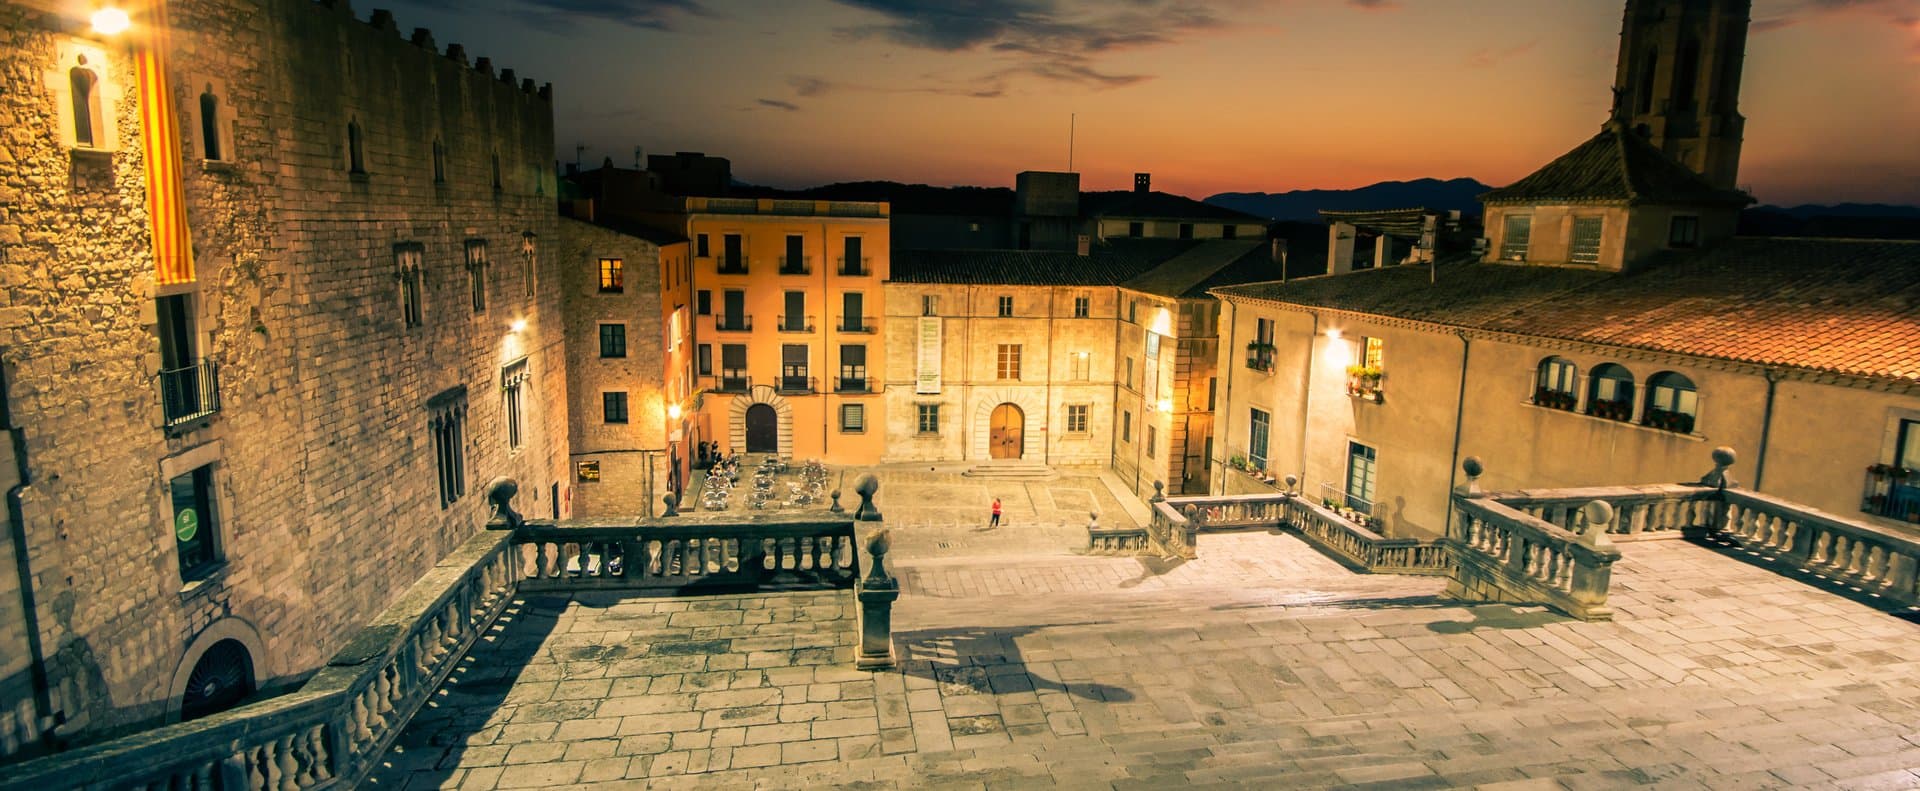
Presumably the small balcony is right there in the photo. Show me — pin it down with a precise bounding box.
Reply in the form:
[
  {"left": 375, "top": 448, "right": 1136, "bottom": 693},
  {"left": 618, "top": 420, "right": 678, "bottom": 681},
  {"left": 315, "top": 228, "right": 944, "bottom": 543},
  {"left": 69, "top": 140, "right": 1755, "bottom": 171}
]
[
  {"left": 778, "top": 315, "right": 815, "bottom": 334},
  {"left": 1318, "top": 482, "right": 1378, "bottom": 529},
  {"left": 159, "top": 358, "right": 220, "bottom": 433},
  {"left": 835, "top": 376, "right": 875, "bottom": 394},
  {"left": 839, "top": 316, "right": 877, "bottom": 334},
  {"left": 778, "top": 256, "right": 811, "bottom": 276},
  {"left": 715, "top": 314, "right": 753, "bottom": 333},
  {"left": 1246, "top": 344, "right": 1274, "bottom": 372},
  {"left": 777, "top": 375, "right": 815, "bottom": 395},
  {"left": 837, "top": 256, "right": 871, "bottom": 277},
  {"left": 1862, "top": 465, "right": 1920, "bottom": 523},
  {"left": 1345, "top": 366, "right": 1383, "bottom": 403},
  {"left": 714, "top": 373, "right": 751, "bottom": 394},
  {"left": 717, "top": 256, "right": 749, "bottom": 275}
]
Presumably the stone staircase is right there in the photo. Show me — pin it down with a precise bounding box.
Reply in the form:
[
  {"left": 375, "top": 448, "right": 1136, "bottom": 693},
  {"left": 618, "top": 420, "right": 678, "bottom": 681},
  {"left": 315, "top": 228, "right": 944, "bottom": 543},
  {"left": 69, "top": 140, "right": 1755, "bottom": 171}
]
[{"left": 961, "top": 460, "right": 1058, "bottom": 480}]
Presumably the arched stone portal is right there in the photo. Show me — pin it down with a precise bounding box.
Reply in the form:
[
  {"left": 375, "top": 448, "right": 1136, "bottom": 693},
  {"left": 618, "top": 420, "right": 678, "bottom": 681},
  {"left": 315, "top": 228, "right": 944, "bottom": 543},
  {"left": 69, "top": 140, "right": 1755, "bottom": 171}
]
[
  {"left": 970, "top": 389, "right": 1044, "bottom": 461},
  {"left": 728, "top": 385, "right": 793, "bottom": 456},
  {"left": 167, "top": 617, "right": 268, "bottom": 724}
]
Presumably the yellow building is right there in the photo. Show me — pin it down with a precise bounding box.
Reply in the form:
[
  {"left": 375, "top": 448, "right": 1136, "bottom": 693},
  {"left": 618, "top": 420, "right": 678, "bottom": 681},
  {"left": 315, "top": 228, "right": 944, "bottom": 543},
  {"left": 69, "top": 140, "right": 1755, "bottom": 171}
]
[{"left": 684, "top": 197, "right": 891, "bottom": 464}]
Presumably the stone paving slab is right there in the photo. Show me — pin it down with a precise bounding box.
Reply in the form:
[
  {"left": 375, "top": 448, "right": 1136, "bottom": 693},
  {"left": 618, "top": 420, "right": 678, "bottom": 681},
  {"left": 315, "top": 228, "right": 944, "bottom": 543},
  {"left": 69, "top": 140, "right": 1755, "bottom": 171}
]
[{"left": 372, "top": 481, "right": 1920, "bottom": 790}]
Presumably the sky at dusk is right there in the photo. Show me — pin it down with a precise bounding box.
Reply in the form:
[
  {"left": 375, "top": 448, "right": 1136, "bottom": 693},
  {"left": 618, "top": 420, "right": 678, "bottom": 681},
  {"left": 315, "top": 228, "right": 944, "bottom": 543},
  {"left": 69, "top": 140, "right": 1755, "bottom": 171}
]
[{"left": 382, "top": 0, "right": 1920, "bottom": 206}]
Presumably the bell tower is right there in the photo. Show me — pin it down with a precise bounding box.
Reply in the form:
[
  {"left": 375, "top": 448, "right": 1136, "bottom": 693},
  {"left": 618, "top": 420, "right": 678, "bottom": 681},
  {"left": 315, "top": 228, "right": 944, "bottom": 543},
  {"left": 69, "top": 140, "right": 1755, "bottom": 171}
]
[{"left": 1609, "top": 0, "right": 1751, "bottom": 190}]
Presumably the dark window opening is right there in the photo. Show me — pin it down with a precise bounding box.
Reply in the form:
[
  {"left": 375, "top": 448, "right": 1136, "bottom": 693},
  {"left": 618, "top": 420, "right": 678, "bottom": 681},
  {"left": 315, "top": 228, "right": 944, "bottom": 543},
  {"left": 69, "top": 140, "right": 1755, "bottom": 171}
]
[
  {"left": 170, "top": 465, "right": 220, "bottom": 580},
  {"left": 347, "top": 119, "right": 365, "bottom": 173},
  {"left": 70, "top": 67, "right": 99, "bottom": 148},
  {"left": 198, "top": 90, "right": 222, "bottom": 160},
  {"left": 603, "top": 391, "right": 629, "bottom": 424}
]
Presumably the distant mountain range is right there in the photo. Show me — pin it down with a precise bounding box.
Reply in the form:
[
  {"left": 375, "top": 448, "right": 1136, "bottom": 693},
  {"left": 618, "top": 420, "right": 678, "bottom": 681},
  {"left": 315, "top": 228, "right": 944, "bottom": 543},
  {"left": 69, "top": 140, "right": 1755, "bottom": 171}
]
[{"left": 1205, "top": 178, "right": 1494, "bottom": 222}]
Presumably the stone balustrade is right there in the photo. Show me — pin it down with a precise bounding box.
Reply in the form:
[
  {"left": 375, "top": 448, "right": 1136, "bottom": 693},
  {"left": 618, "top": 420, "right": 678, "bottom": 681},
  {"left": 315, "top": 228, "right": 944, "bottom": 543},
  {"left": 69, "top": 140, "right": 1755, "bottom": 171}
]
[
  {"left": 0, "top": 478, "right": 886, "bottom": 791},
  {"left": 513, "top": 514, "right": 860, "bottom": 594},
  {"left": 1283, "top": 496, "right": 1451, "bottom": 575},
  {"left": 1719, "top": 488, "right": 1920, "bottom": 607},
  {"left": 1449, "top": 492, "right": 1622, "bottom": 621},
  {"left": 0, "top": 528, "right": 519, "bottom": 791},
  {"left": 1474, "top": 484, "right": 1720, "bottom": 538}
]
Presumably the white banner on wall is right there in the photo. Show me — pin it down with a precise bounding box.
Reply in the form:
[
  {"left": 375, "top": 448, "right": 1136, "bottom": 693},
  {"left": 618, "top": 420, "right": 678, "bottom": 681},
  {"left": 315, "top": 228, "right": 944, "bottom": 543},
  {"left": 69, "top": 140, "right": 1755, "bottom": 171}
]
[{"left": 915, "top": 316, "right": 942, "bottom": 394}]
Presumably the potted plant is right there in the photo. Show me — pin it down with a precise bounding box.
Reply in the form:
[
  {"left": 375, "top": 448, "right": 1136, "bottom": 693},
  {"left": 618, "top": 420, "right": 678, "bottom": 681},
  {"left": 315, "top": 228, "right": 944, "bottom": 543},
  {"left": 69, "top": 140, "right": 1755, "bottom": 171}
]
[{"left": 1346, "top": 365, "right": 1384, "bottom": 399}]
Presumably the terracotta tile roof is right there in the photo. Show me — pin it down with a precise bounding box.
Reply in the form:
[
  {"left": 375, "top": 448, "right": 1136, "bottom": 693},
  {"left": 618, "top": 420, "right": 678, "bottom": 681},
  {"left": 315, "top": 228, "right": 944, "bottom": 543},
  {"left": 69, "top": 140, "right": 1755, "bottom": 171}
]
[
  {"left": 1481, "top": 124, "right": 1751, "bottom": 207},
  {"left": 1212, "top": 238, "right": 1920, "bottom": 384},
  {"left": 1124, "top": 240, "right": 1266, "bottom": 298}
]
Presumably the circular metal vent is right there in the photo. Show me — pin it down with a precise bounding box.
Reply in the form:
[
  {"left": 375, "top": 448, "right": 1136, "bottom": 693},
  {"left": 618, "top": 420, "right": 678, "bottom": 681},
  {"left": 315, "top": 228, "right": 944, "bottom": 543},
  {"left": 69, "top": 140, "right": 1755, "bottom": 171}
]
[{"left": 181, "top": 639, "right": 254, "bottom": 721}]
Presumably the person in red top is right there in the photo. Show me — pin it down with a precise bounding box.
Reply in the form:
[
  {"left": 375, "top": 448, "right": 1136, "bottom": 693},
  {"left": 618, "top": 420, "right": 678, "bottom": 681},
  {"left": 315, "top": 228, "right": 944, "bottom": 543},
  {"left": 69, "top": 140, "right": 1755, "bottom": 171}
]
[{"left": 989, "top": 497, "right": 1002, "bottom": 528}]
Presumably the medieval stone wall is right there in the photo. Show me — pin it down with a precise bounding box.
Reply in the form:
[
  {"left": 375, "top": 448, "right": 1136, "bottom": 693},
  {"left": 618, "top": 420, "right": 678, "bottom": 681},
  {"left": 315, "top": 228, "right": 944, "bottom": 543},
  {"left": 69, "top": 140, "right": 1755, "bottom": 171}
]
[
  {"left": 0, "top": 0, "right": 566, "bottom": 757},
  {"left": 555, "top": 217, "right": 667, "bottom": 519}
]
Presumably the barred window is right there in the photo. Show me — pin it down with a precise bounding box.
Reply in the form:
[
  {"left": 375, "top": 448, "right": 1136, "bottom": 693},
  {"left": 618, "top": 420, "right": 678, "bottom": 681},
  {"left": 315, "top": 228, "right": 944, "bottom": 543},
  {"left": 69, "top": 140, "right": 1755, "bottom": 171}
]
[
  {"left": 1500, "top": 214, "right": 1532, "bottom": 261},
  {"left": 1570, "top": 217, "right": 1603, "bottom": 264}
]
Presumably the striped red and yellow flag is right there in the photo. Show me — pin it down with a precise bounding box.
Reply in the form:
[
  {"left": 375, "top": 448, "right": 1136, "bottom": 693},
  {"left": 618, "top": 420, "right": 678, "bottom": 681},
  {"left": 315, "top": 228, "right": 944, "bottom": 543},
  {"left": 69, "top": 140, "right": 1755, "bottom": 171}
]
[{"left": 134, "top": 0, "right": 194, "bottom": 285}]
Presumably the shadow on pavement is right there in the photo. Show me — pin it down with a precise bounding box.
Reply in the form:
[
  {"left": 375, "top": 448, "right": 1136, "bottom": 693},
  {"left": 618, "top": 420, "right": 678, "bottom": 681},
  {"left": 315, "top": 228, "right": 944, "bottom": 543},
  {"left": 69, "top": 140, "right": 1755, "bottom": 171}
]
[
  {"left": 363, "top": 595, "right": 567, "bottom": 788},
  {"left": 1427, "top": 603, "right": 1570, "bottom": 633},
  {"left": 895, "top": 624, "right": 1136, "bottom": 702},
  {"left": 1117, "top": 555, "right": 1187, "bottom": 588}
]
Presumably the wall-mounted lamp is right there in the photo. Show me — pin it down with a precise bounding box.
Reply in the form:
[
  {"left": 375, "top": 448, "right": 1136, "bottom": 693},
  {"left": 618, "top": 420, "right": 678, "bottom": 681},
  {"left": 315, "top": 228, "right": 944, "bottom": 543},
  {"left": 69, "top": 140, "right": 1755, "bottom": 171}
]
[
  {"left": 1326, "top": 329, "right": 1342, "bottom": 340},
  {"left": 90, "top": 7, "right": 131, "bottom": 35},
  {"left": 667, "top": 403, "right": 683, "bottom": 421},
  {"left": 510, "top": 319, "right": 527, "bottom": 333},
  {"left": 1156, "top": 398, "right": 1173, "bottom": 413}
]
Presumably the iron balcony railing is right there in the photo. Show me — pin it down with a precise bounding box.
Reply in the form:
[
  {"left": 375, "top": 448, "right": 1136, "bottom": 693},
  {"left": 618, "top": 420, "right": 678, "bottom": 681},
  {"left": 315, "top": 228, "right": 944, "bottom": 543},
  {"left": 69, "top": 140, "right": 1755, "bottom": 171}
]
[
  {"left": 717, "top": 256, "right": 749, "bottom": 275},
  {"left": 1319, "top": 482, "right": 1376, "bottom": 517},
  {"left": 837, "top": 256, "right": 871, "bottom": 276},
  {"left": 1863, "top": 465, "right": 1920, "bottom": 523},
  {"left": 778, "top": 315, "right": 815, "bottom": 333},
  {"left": 715, "top": 373, "right": 751, "bottom": 394},
  {"left": 159, "top": 358, "right": 220, "bottom": 431},
  {"left": 715, "top": 314, "right": 753, "bottom": 332},
  {"left": 835, "top": 376, "right": 875, "bottom": 394},
  {"left": 839, "top": 316, "right": 877, "bottom": 334},
  {"left": 1246, "top": 345, "right": 1275, "bottom": 372},
  {"left": 778, "top": 256, "right": 811, "bottom": 275},
  {"left": 777, "top": 375, "right": 815, "bottom": 394}
]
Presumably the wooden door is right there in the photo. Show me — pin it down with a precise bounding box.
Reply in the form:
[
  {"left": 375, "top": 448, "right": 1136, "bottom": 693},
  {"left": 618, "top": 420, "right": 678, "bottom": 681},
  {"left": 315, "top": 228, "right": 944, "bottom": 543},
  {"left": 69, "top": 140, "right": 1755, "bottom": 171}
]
[
  {"left": 745, "top": 403, "right": 777, "bottom": 453},
  {"left": 989, "top": 403, "right": 1023, "bottom": 460}
]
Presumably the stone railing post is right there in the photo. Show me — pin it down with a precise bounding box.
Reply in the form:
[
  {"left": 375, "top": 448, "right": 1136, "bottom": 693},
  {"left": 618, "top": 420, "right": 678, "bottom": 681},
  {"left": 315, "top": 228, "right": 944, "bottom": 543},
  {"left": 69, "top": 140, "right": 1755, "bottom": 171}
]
[
  {"left": 1697, "top": 446, "right": 1738, "bottom": 531},
  {"left": 1151, "top": 481, "right": 1166, "bottom": 503},
  {"left": 853, "top": 475, "right": 897, "bottom": 670},
  {"left": 485, "top": 477, "right": 522, "bottom": 530},
  {"left": 1569, "top": 500, "right": 1618, "bottom": 616},
  {"left": 661, "top": 491, "right": 679, "bottom": 517}
]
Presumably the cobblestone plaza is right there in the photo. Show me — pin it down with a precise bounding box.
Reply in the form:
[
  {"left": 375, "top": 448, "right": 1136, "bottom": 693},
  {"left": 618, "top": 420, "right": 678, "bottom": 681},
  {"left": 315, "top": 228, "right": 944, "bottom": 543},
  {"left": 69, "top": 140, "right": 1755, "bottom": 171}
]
[{"left": 372, "top": 470, "right": 1920, "bottom": 790}]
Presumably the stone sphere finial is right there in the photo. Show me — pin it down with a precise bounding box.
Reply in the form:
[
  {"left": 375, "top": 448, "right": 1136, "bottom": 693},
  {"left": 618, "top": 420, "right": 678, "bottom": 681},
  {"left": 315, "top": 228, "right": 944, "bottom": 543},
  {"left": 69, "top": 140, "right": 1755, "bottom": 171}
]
[
  {"left": 1462, "top": 456, "right": 1484, "bottom": 478},
  {"left": 1581, "top": 499, "right": 1614, "bottom": 527},
  {"left": 1088, "top": 510, "right": 1099, "bottom": 529},
  {"left": 485, "top": 477, "right": 523, "bottom": 529},
  {"left": 661, "top": 491, "right": 679, "bottom": 517},
  {"left": 854, "top": 474, "right": 883, "bottom": 522},
  {"left": 1284, "top": 474, "right": 1299, "bottom": 494},
  {"left": 1151, "top": 480, "right": 1166, "bottom": 502},
  {"left": 1712, "top": 446, "right": 1737, "bottom": 467},
  {"left": 864, "top": 527, "right": 894, "bottom": 583}
]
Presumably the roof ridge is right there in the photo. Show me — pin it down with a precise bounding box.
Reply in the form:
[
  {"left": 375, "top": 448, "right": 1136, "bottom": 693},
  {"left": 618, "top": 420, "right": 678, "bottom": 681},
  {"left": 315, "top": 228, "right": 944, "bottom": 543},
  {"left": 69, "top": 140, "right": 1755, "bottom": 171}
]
[{"left": 1610, "top": 124, "right": 1639, "bottom": 201}]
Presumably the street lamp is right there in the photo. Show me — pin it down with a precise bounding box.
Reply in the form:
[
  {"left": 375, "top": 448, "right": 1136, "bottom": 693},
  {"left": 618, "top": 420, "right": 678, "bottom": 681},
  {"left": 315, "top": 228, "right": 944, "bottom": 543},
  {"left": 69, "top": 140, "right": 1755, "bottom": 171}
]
[{"left": 90, "top": 7, "right": 131, "bottom": 36}]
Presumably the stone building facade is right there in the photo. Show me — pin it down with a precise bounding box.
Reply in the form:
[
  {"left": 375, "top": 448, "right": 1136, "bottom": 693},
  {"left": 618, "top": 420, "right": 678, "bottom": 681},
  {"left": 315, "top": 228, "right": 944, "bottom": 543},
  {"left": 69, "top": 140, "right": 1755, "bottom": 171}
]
[
  {"left": 0, "top": 0, "right": 566, "bottom": 759},
  {"left": 555, "top": 217, "right": 685, "bottom": 519}
]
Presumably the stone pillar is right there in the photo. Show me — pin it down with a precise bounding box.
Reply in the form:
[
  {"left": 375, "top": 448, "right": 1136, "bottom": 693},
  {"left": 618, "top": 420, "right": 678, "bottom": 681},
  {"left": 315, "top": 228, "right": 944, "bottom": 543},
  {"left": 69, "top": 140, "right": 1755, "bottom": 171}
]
[
  {"left": 853, "top": 475, "right": 898, "bottom": 670},
  {"left": 1374, "top": 234, "right": 1393, "bottom": 269},
  {"left": 1328, "top": 222, "right": 1357, "bottom": 275}
]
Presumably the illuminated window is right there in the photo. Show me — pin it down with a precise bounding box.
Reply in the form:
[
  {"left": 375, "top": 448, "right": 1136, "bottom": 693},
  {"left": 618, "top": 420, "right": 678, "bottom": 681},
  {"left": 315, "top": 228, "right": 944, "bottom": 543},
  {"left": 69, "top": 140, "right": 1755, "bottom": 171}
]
[
  {"left": 1066, "top": 404, "right": 1088, "bottom": 433},
  {"left": 1586, "top": 363, "right": 1635, "bottom": 421},
  {"left": 996, "top": 344, "right": 1021, "bottom": 380},
  {"left": 1570, "top": 217, "right": 1603, "bottom": 264},
  {"left": 1500, "top": 214, "right": 1531, "bottom": 261},
  {"left": 599, "top": 258, "right": 623, "bottom": 293},
  {"left": 1358, "top": 337, "right": 1384, "bottom": 370},
  {"left": 1069, "top": 351, "right": 1090, "bottom": 381}
]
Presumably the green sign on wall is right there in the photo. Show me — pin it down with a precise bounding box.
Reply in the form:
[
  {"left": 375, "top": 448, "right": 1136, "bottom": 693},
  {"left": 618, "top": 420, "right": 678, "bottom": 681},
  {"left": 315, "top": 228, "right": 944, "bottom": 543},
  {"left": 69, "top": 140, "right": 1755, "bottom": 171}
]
[{"left": 175, "top": 508, "right": 199, "bottom": 542}]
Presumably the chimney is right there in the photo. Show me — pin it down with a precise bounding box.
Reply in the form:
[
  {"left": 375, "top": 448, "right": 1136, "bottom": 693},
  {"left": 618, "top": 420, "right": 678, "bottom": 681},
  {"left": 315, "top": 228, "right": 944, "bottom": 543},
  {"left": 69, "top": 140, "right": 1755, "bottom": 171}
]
[
  {"left": 1271, "top": 238, "right": 1289, "bottom": 281},
  {"left": 1076, "top": 234, "right": 1091, "bottom": 257},
  {"left": 1134, "top": 173, "right": 1151, "bottom": 193}
]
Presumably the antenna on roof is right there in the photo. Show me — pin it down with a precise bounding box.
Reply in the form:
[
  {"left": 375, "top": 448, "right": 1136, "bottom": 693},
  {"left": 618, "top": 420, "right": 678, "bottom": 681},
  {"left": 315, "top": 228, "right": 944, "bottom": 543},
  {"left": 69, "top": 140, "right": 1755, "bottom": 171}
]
[
  {"left": 574, "top": 143, "right": 584, "bottom": 169},
  {"left": 1068, "top": 113, "right": 1075, "bottom": 173}
]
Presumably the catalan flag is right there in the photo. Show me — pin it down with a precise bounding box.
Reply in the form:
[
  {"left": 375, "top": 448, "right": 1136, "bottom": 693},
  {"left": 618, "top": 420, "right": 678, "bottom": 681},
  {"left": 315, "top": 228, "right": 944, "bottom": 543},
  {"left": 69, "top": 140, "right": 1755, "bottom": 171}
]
[{"left": 134, "top": 0, "right": 194, "bottom": 285}]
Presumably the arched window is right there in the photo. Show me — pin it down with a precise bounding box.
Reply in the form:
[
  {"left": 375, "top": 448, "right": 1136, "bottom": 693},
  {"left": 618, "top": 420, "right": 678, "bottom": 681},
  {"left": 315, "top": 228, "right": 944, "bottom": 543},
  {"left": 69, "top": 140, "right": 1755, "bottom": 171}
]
[
  {"left": 1635, "top": 48, "right": 1658, "bottom": 115},
  {"left": 347, "top": 119, "right": 365, "bottom": 173},
  {"left": 1586, "top": 363, "right": 1635, "bottom": 422},
  {"left": 69, "top": 66, "right": 100, "bottom": 148},
  {"left": 181, "top": 639, "right": 254, "bottom": 721},
  {"left": 1673, "top": 36, "right": 1701, "bottom": 108},
  {"left": 1534, "top": 356, "right": 1578, "bottom": 411},
  {"left": 198, "top": 89, "right": 222, "bottom": 160},
  {"left": 1644, "top": 372, "right": 1698, "bottom": 433}
]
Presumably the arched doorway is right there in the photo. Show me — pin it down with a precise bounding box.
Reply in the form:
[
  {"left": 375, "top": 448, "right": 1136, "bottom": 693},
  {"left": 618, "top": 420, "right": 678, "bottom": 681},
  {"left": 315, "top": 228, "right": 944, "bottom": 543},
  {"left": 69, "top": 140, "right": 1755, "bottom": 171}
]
[
  {"left": 989, "top": 403, "right": 1024, "bottom": 459},
  {"left": 180, "top": 639, "right": 254, "bottom": 721},
  {"left": 745, "top": 403, "right": 778, "bottom": 453}
]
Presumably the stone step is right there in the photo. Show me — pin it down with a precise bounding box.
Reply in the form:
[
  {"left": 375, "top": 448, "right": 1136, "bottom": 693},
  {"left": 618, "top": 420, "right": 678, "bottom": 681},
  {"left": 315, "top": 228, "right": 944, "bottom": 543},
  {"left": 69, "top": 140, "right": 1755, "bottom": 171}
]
[{"left": 961, "top": 462, "right": 1059, "bottom": 480}]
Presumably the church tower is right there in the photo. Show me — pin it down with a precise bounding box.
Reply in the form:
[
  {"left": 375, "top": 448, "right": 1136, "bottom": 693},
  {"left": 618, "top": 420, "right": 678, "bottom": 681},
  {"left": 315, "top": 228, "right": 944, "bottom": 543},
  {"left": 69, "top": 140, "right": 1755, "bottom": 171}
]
[{"left": 1610, "top": 0, "right": 1751, "bottom": 190}]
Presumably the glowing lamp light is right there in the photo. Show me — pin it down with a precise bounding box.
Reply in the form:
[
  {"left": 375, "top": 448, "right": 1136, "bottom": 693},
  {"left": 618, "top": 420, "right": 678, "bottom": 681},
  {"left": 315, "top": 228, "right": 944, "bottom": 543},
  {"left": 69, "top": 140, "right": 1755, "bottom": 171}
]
[
  {"left": 667, "top": 404, "right": 683, "bottom": 421},
  {"left": 1156, "top": 398, "right": 1174, "bottom": 413},
  {"left": 90, "top": 7, "right": 131, "bottom": 35},
  {"left": 509, "top": 319, "right": 527, "bottom": 333},
  {"left": 1326, "top": 329, "right": 1343, "bottom": 340}
]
